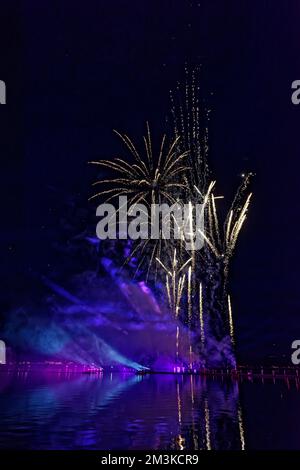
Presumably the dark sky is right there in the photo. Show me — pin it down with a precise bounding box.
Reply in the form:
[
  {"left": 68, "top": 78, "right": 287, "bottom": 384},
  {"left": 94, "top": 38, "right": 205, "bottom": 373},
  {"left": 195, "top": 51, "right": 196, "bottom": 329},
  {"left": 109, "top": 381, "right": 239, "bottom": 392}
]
[{"left": 0, "top": 0, "right": 300, "bottom": 362}]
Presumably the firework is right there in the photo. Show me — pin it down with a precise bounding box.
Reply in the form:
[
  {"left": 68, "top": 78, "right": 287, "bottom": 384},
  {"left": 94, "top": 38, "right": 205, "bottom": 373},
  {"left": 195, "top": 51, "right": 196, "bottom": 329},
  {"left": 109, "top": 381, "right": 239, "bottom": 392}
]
[
  {"left": 228, "top": 294, "right": 235, "bottom": 345},
  {"left": 168, "top": 68, "right": 253, "bottom": 365},
  {"left": 90, "top": 67, "right": 253, "bottom": 368},
  {"left": 193, "top": 176, "right": 253, "bottom": 263},
  {"left": 156, "top": 249, "right": 191, "bottom": 318},
  {"left": 156, "top": 249, "right": 192, "bottom": 362},
  {"left": 89, "top": 123, "right": 190, "bottom": 278},
  {"left": 199, "top": 282, "right": 205, "bottom": 345},
  {"left": 89, "top": 122, "right": 189, "bottom": 206}
]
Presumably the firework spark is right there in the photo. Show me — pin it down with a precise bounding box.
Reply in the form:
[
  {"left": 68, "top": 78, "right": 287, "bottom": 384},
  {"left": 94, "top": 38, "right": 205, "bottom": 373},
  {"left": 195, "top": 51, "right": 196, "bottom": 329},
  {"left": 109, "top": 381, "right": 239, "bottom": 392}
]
[
  {"left": 89, "top": 67, "right": 253, "bottom": 368},
  {"left": 156, "top": 249, "right": 191, "bottom": 318},
  {"left": 89, "top": 122, "right": 189, "bottom": 206},
  {"left": 169, "top": 69, "right": 253, "bottom": 359},
  {"left": 228, "top": 294, "right": 235, "bottom": 345},
  {"left": 90, "top": 123, "right": 190, "bottom": 278},
  {"left": 199, "top": 282, "right": 205, "bottom": 345}
]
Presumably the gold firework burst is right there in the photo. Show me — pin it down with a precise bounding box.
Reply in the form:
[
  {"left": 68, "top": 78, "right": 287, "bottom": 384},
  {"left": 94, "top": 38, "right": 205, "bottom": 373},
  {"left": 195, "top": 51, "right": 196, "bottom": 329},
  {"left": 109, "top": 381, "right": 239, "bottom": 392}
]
[
  {"left": 193, "top": 174, "right": 253, "bottom": 261},
  {"left": 89, "top": 122, "right": 189, "bottom": 207},
  {"left": 89, "top": 123, "right": 190, "bottom": 279},
  {"left": 156, "top": 249, "right": 191, "bottom": 318}
]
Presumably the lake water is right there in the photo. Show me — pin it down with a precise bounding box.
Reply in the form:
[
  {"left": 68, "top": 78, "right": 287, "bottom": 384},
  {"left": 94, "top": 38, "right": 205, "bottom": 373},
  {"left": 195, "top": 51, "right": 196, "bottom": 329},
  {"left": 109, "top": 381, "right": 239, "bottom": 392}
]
[{"left": 0, "top": 369, "right": 299, "bottom": 450}]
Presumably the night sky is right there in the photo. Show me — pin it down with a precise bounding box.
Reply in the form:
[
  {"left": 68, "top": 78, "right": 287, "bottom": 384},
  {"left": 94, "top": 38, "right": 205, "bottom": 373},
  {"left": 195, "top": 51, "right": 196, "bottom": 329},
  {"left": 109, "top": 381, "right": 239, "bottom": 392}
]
[{"left": 1, "top": 0, "right": 300, "bottom": 363}]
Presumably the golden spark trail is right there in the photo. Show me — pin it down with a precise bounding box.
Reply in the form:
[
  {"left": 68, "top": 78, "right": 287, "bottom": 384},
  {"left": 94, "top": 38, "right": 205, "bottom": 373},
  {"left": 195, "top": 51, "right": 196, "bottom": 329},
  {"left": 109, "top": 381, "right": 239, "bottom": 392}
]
[
  {"left": 188, "top": 265, "right": 192, "bottom": 326},
  {"left": 208, "top": 196, "right": 215, "bottom": 244},
  {"left": 238, "top": 405, "right": 246, "bottom": 450},
  {"left": 204, "top": 399, "right": 211, "bottom": 450},
  {"left": 198, "top": 229, "right": 220, "bottom": 258},
  {"left": 177, "top": 382, "right": 182, "bottom": 425},
  {"left": 226, "top": 210, "right": 233, "bottom": 246},
  {"left": 229, "top": 193, "right": 252, "bottom": 251},
  {"left": 199, "top": 282, "right": 205, "bottom": 345},
  {"left": 176, "top": 326, "right": 179, "bottom": 360},
  {"left": 156, "top": 258, "right": 171, "bottom": 277},
  {"left": 187, "top": 264, "right": 193, "bottom": 370},
  {"left": 166, "top": 275, "right": 171, "bottom": 309},
  {"left": 228, "top": 294, "right": 235, "bottom": 345},
  {"left": 178, "top": 274, "right": 186, "bottom": 302},
  {"left": 157, "top": 252, "right": 190, "bottom": 363},
  {"left": 212, "top": 195, "right": 221, "bottom": 246}
]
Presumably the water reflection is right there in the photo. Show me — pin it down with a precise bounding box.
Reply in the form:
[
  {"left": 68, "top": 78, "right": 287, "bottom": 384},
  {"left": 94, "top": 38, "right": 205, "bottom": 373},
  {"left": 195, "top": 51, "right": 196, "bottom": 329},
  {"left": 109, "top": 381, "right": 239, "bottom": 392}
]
[
  {"left": 0, "top": 370, "right": 299, "bottom": 450},
  {"left": 0, "top": 370, "right": 245, "bottom": 450}
]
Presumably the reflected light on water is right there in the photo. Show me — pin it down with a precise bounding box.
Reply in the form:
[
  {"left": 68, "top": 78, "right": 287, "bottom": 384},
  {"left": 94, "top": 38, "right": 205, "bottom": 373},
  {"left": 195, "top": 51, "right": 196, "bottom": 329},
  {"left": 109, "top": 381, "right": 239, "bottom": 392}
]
[{"left": 0, "top": 368, "right": 300, "bottom": 450}]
